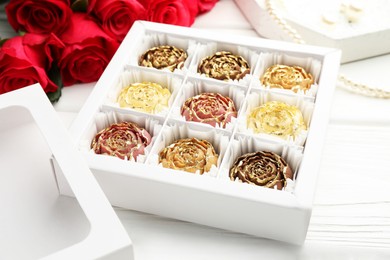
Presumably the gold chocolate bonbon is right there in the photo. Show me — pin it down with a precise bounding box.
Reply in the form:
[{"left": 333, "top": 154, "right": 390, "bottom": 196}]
[
  {"left": 117, "top": 82, "right": 171, "bottom": 114},
  {"left": 159, "top": 138, "right": 218, "bottom": 174},
  {"left": 247, "top": 101, "right": 306, "bottom": 139},
  {"left": 139, "top": 45, "right": 187, "bottom": 71},
  {"left": 198, "top": 51, "right": 250, "bottom": 81},
  {"left": 229, "top": 151, "right": 293, "bottom": 190},
  {"left": 91, "top": 122, "right": 152, "bottom": 161},
  {"left": 181, "top": 93, "right": 237, "bottom": 128},
  {"left": 261, "top": 64, "right": 314, "bottom": 92}
]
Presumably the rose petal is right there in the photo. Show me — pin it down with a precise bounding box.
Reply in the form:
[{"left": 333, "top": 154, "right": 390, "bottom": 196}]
[
  {"left": 5, "top": 0, "right": 72, "bottom": 34},
  {"left": 88, "top": 0, "right": 146, "bottom": 42}
]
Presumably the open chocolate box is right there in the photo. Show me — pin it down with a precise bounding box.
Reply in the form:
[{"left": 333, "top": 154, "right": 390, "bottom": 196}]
[
  {"left": 0, "top": 85, "right": 133, "bottom": 259},
  {"left": 63, "top": 21, "right": 341, "bottom": 245}
]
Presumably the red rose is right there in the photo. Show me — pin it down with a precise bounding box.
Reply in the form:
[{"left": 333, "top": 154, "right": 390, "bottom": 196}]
[
  {"left": 5, "top": 0, "right": 72, "bottom": 34},
  {"left": 87, "top": 0, "right": 146, "bottom": 42},
  {"left": 56, "top": 13, "right": 120, "bottom": 86},
  {"left": 0, "top": 34, "right": 58, "bottom": 94},
  {"left": 197, "top": 0, "right": 218, "bottom": 14},
  {"left": 141, "top": 0, "right": 196, "bottom": 26},
  {"left": 181, "top": 0, "right": 219, "bottom": 18},
  {"left": 182, "top": 0, "right": 199, "bottom": 18}
]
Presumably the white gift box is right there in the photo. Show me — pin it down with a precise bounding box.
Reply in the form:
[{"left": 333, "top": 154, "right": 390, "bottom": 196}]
[
  {"left": 65, "top": 21, "right": 341, "bottom": 245},
  {"left": 0, "top": 85, "right": 133, "bottom": 259},
  {"left": 234, "top": 0, "right": 390, "bottom": 63}
]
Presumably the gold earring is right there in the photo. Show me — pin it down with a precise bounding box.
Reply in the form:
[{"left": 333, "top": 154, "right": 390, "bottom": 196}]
[
  {"left": 341, "top": 1, "right": 364, "bottom": 23},
  {"left": 321, "top": 11, "right": 340, "bottom": 25}
]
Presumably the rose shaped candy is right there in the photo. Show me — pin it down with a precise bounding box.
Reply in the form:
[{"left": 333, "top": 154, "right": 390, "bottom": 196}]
[
  {"left": 117, "top": 82, "right": 171, "bottom": 114},
  {"left": 91, "top": 122, "right": 152, "bottom": 160},
  {"left": 198, "top": 51, "right": 250, "bottom": 81},
  {"left": 247, "top": 101, "right": 306, "bottom": 139},
  {"left": 181, "top": 93, "right": 237, "bottom": 128},
  {"left": 139, "top": 45, "right": 187, "bottom": 72},
  {"left": 159, "top": 138, "right": 218, "bottom": 174},
  {"left": 230, "top": 151, "right": 293, "bottom": 190},
  {"left": 261, "top": 65, "right": 314, "bottom": 93}
]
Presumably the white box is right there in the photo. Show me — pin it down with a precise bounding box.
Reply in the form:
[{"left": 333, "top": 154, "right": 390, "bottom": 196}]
[
  {"left": 65, "top": 21, "right": 341, "bottom": 245},
  {"left": 0, "top": 85, "right": 133, "bottom": 259},
  {"left": 234, "top": 0, "right": 390, "bottom": 63}
]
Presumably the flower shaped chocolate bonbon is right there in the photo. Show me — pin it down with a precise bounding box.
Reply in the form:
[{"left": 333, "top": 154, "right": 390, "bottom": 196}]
[
  {"left": 91, "top": 122, "right": 152, "bottom": 160},
  {"left": 139, "top": 45, "right": 188, "bottom": 71},
  {"left": 198, "top": 51, "right": 250, "bottom": 81},
  {"left": 159, "top": 138, "right": 218, "bottom": 174},
  {"left": 229, "top": 151, "right": 293, "bottom": 190},
  {"left": 181, "top": 92, "right": 237, "bottom": 128},
  {"left": 247, "top": 101, "right": 306, "bottom": 139},
  {"left": 261, "top": 64, "right": 314, "bottom": 93},
  {"left": 117, "top": 82, "right": 171, "bottom": 114}
]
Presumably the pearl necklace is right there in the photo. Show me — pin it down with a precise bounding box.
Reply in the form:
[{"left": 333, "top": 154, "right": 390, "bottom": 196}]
[{"left": 265, "top": 0, "right": 390, "bottom": 98}]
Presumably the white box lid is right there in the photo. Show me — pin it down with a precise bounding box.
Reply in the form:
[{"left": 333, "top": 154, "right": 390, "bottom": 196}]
[{"left": 0, "top": 84, "right": 133, "bottom": 259}]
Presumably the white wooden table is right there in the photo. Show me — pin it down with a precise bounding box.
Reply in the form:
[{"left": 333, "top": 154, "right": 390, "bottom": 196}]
[{"left": 1, "top": 0, "right": 389, "bottom": 259}]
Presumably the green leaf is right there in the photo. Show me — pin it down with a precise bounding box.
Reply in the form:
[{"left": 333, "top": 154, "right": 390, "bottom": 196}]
[
  {"left": 46, "top": 64, "right": 63, "bottom": 103},
  {"left": 71, "top": 0, "right": 88, "bottom": 12},
  {"left": 46, "top": 85, "right": 62, "bottom": 103},
  {"left": 0, "top": 38, "right": 8, "bottom": 47}
]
